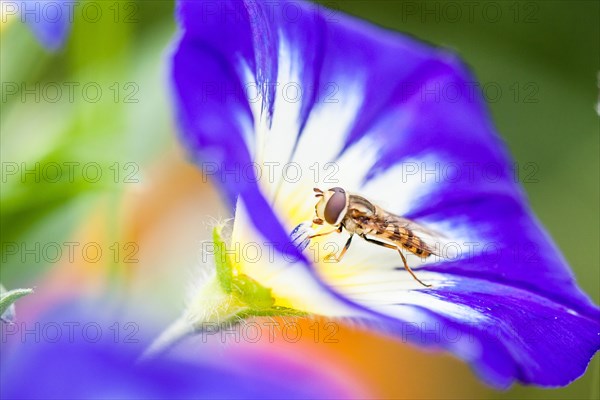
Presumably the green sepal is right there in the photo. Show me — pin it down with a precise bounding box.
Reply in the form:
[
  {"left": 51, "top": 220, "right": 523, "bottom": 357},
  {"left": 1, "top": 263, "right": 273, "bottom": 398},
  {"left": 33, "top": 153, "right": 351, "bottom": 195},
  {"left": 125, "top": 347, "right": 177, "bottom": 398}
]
[
  {"left": 146, "top": 229, "right": 310, "bottom": 356},
  {"left": 209, "top": 226, "right": 305, "bottom": 319},
  {"left": 238, "top": 306, "right": 308, "bottom": 319},
  {"left": 213, "top": 226, "right": 233, "bottom": 293},
  {"left": 231, "top": 274, "right": 274, "bottom": 310}
]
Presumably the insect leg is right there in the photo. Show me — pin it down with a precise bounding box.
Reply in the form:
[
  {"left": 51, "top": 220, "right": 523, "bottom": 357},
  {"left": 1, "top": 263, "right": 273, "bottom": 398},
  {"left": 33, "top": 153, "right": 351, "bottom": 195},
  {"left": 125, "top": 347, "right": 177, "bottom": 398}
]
[
  {"left": 308, "top": 226, "right": 342, "bottom": 239},
  {"left": 325, "top": 234, "right": 354, "bottom": 262},
  {"left": 360, "top": 235, "right": 396, "bottom": 249},
  {"left": 361, "top": 235, "right": 431, "bottom": 288},
  {"left": 396, "top": 248, "right": 432, "bottom": 288}
]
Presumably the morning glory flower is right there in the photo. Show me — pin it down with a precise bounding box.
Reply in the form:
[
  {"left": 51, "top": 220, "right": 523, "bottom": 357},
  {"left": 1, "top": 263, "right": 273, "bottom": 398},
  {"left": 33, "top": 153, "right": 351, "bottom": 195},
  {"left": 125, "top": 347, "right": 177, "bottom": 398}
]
[
  {"left": 0, "top": 301, "right": 351, "bottom": 399},
  {"left": 3, "top": 0, "right": 72, "bottom": 50},
  {"left": 169, "top": 0, "right": 600, "bottom": 389}
]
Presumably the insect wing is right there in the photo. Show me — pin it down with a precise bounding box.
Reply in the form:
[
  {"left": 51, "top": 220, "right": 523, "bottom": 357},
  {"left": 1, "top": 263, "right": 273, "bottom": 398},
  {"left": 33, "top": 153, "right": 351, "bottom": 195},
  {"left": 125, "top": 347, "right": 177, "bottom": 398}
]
[{"left": 375, "top": 211, "right": 447, "bottom": 258}]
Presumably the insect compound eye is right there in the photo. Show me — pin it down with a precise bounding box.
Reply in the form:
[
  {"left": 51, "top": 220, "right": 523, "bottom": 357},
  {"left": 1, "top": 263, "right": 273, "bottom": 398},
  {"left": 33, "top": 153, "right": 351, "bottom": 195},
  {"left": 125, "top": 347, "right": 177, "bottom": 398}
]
[{"left": 324, "top": 187, "right": 347, "bottom": 225}]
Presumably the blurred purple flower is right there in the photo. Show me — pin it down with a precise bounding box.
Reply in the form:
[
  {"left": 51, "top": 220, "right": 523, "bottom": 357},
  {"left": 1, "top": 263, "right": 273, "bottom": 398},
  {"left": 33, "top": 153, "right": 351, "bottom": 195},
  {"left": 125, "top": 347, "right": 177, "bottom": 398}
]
[
  {"left": 170, "top": 0, "right": 600, "bottom": 389},
  {"left": 9, "top": 0, "right": 72, "bottom": 50},
  {"left": 0, "top": 301, "right": 351, "bottom": 399}
]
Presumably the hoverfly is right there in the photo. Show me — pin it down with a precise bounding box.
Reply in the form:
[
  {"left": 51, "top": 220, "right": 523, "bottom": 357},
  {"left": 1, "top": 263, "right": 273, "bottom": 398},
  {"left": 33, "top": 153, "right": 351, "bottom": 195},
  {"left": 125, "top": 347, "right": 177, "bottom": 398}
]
[{"left": 311, "top": 187, "right": 442, "bottom": 287}]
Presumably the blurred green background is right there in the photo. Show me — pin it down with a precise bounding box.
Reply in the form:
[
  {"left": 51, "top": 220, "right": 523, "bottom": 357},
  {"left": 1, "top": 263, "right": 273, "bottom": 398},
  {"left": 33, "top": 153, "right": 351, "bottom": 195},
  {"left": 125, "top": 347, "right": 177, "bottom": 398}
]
[{"left": 1, "top": 1, "right": 598, "bottom": 399}]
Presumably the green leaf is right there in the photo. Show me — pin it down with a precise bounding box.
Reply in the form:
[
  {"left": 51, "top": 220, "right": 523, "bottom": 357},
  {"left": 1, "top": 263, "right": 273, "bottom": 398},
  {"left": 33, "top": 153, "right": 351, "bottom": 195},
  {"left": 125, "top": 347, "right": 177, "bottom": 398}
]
[{"left": 0, "top": 285, "right": 34, "bottom": 321}]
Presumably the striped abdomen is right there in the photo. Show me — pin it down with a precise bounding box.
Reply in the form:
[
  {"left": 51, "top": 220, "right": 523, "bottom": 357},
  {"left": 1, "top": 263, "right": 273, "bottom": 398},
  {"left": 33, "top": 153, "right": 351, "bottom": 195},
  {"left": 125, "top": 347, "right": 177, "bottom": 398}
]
[{"left": 379, "top": 222, "right": 432, "bottom": 258}]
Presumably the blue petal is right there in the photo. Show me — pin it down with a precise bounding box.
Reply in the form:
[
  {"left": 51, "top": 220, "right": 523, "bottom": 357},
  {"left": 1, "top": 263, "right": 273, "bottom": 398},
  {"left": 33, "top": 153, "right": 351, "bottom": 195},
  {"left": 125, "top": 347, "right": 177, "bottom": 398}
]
[
  {"left": 172, "top": 0, "right": 600, "bottom": 388},
  {"left": 353, "top": 277, "right": 600, "bottom": 388},
  {"left": 19, "top": 0, "right": 72, "bottom": 50},
  {"left": 414, "top": 193, "right": 600, "bottom": 320}
]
